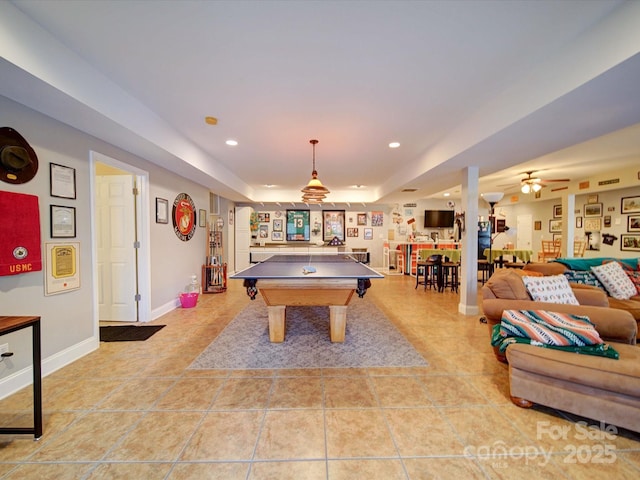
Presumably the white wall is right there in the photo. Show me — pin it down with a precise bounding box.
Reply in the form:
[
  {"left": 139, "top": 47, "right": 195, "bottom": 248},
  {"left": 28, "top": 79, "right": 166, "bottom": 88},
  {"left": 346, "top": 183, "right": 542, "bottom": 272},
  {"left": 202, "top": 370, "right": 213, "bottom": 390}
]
[
  {"left": 496, "top": 186, "right": 640, "bottom": 259},
  {"left": 0, "top": 95, "right": 223, "bottom": 394}
]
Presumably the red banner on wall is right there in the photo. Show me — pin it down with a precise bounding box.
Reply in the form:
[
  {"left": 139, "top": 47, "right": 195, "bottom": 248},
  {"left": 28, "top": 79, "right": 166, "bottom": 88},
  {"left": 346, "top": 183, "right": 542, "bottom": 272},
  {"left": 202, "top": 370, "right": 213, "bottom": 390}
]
[{"left": 0, "top": 190, "right": 42, "bottom": 276}]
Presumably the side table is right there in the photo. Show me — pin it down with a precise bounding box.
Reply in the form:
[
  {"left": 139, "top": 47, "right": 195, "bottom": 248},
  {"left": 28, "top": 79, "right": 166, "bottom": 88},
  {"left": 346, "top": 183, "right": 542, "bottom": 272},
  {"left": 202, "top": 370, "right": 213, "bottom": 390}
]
[{"left": 0, "top": 316, "right": 42, "bottom": 440}]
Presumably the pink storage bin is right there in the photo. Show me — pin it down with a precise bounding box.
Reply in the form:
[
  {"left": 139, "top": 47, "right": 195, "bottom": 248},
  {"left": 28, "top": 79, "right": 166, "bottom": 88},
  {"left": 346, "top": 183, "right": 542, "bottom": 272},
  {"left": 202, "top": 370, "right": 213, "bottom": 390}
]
[{"left": 179, "top": 292, "right": 199, "bottom": 308}]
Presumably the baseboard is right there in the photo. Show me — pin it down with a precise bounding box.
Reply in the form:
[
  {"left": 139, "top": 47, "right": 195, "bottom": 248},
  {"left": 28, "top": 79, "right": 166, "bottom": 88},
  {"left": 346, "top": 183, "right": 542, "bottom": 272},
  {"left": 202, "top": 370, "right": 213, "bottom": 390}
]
[
  {"left": 458, "top": 303, "right": 480, "bottom": 315},
  {"left": 0, "top": 336, "right": 98, "bottom": 401},
  {"left": 151, "top": 298, "right": 180, "bottom": 321}
]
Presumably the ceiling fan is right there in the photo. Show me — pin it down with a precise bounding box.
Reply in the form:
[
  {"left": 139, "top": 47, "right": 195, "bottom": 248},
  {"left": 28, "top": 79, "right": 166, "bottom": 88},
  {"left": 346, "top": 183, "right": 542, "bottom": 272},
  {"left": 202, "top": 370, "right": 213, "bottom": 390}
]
[{"left": 519, "top": 171, "right": 570, "bottom": 194}]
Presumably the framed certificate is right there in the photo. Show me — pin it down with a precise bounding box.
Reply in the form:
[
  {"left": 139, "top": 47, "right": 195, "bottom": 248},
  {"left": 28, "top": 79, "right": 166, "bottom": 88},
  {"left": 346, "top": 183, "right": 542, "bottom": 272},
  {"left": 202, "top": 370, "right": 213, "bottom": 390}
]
[
  {"left": 50, "top": 163, "right": 77, "bottom": 199},
  {"left": 50, "top": 205, "right": 76, "bottom": 238}
]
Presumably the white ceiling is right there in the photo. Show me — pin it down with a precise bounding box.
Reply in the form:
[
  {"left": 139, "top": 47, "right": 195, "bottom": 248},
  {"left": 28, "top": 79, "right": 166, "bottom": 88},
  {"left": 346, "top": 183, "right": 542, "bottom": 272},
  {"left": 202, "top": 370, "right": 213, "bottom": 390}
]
[{"left": 2, "top": 0, "right": 640, "bottom": 205}]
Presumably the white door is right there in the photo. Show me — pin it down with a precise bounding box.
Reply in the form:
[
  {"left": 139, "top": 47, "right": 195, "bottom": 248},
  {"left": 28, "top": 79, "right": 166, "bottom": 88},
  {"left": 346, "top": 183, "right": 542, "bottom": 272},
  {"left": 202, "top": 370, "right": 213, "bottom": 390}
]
[
  {"left": 516, "top": 214, "right": 533, "bottom": 251},
  {"left": 96, "top": 174, "right": 138, "bottom": 321},
  {"left": 235, "top": 206, "right": 253, "bottom": 271}
]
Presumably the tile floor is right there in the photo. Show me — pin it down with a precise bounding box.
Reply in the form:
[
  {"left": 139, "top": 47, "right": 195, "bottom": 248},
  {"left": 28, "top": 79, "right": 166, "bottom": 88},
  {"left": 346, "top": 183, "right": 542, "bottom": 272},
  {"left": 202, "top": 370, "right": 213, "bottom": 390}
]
[{"left": 1, "top": 274, "right": 639, "bottom": 479}]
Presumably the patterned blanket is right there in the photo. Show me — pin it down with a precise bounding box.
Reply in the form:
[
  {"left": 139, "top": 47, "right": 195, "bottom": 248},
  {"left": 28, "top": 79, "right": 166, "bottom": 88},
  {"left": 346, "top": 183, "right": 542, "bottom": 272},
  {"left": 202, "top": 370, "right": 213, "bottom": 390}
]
[{"left": 491, "top": 310, "right": 619, "bottom": 359}]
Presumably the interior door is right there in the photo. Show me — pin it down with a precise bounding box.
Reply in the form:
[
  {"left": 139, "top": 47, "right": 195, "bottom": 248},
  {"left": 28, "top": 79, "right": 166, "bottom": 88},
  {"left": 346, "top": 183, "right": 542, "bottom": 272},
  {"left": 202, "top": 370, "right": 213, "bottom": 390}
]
[
  {"left": 516, "top": 214, "right": 533, "bottom": 251},
  {"left": 96, "top": 174, "right": 138, "bottom": 321}
]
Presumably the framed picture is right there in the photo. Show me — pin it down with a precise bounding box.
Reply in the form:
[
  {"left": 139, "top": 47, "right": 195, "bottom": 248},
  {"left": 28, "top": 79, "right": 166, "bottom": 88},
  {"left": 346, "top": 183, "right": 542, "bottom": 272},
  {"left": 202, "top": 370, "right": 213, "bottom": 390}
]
[
  {"left": 271, "top": 231, "right": 283, "bottom": 241},
  {"left": 621, "top": 196, "right": 640, "bottom": 214},
  {"left": 49, "top": 163, "right": 76, "bottom": 199},
  {"left": 357, "top": 213, "right": 367, "bottom": 226},
  {"left": 553, "top": 234, "right": 562, "bottom": 243},
  {"left": 323, "top": 210, "right": 346, "bottom": 241},
  {"left": 587, "top": 194, "right": 598, "bottom": 204},
  {"left": 286, "top": 209, "right": 310, "bottom": 241},
  {"left": 549, "top": 219, "right": 562, "bottom": 233},
  {"left": 44, "top": 242, "right": 81, "bottom": 295},
  {"left": 273, "top": 219, "right": 283, "bottom": 231},
  {"left": 258, "top": 224, "right": 268, "bottom": 238},
  {"left": 553, "top": 205, "right": 562, "bottom": 218},
  {"left": 628, "top": 215, "right": 640, "bottom": 232},
  {"left": 258, "top": 212, "right": 270, "bottom": 223},
  {"left": 621, "top": 234, "right": 640, "bottom": 252},
  {"left": 199, "top": 209, "right": 207, "bottom": 228},
  {"left": 576, "top": 216, "right": 583, "bottom": 228},
  {"left": 584, "top": 217, "right": 601, "bottom": 232},
  {"left": 603, "top": 215, "right": 611, "bottom": 228},
  {"left": 364, "top": 227, "right": 373, "bottom": 240},
  {"left": 584, "top": 203, "right": 603, "bottom": 217},
  {"left": 50, "top": 205, "right": 76, "bottom": 238},
  {"left": 347, "top": 227, "right": 358, "bottom": 237},
  {"left": 156, "top": 197, "right": 168, "bottom": 224},
  {"left": 371, "top": 211, "right": 384, "bottom": 227},
  {"left": 534, "top": 220, "right": 541, "bottom": 231}
]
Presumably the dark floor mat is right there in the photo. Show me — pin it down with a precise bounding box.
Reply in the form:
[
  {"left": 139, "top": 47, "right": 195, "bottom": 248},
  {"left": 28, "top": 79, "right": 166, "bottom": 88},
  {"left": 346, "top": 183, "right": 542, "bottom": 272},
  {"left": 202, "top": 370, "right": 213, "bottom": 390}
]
[{"left": 99, "top": 325, "right": 165, "bottom": 342}]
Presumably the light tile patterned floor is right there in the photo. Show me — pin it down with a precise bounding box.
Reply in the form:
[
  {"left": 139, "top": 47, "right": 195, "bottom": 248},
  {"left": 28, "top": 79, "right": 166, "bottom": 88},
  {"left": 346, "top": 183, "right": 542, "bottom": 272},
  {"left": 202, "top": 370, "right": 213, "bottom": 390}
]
[{"left": 1, "top": 275, "right": 639, "bottom": 479}]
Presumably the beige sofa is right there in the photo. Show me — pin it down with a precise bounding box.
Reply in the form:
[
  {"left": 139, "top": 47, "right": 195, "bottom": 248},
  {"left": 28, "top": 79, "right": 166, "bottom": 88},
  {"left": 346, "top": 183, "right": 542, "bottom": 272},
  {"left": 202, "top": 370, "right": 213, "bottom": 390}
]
[
  {"left": 481, "top": 269, "right": 637, "bottom": 354},
  {"left": 481, "top": 268, "right": 640, "bottom": 433}
]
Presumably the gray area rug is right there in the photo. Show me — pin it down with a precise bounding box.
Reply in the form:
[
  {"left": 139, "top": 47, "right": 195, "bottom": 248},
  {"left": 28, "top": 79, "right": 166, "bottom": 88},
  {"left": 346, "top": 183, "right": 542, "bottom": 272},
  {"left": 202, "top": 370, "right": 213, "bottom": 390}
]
[{"left": 189, "top": 299, "right": 428, "bottom": 370}]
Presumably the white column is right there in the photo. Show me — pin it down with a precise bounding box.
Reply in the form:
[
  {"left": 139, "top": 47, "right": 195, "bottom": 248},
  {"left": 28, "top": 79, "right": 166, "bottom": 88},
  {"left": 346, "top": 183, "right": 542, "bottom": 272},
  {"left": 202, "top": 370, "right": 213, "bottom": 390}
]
[
  {"left": 561, "top": 193, "right": 576, "bottom": 257},
  {"left": 458, "top": 166, "right": 480, "bottom": 315}
]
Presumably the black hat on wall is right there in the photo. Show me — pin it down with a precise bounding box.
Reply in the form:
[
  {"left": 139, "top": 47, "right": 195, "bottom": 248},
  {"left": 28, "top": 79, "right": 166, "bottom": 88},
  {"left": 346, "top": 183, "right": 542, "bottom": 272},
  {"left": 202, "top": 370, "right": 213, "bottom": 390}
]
[{"left": 0, "top": 127, "right": 39, "bottom": 184}]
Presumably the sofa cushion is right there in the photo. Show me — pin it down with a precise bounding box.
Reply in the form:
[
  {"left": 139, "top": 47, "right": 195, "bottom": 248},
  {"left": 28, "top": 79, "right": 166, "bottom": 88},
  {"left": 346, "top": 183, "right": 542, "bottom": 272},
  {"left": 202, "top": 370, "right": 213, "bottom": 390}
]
[
  {"left": 608, "top": 297, "right": 640, "bottom": 320},
  {"left": 485, "top": 269, "right": 532, "bottom": 300},
  {"left": 591, "top": 261, "right": 637, "bottom": 300},
  {"left": 506, "top": 342, "right": 640, "bottom": 398},
  {"left": 522, "top": 275, "right": 579, "bottom": 305},
  {"left": 563, "top": 270, "right": 605, "bottom": 291}
]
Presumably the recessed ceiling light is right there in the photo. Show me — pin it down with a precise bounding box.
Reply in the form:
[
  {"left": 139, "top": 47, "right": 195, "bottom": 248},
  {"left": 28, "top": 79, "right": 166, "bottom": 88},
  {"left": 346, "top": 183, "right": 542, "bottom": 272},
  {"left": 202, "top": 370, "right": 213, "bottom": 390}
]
[
  {"left": 443, "top": 192, "right": 450, "bottom": 197},
  {"left": 350, "top": 184, "right": 366, "bottom": 189},
  {"left": 264, "top": 184, "right": 275, "bottom": 188},
  {"left": 205, "top": 116, "right": 218, "bottom": 125},
  {"left": 388, "top": 142, "right": 400, "bottom": 148},
  {"left": 225, "top": 139, "right": 238, "bottom": 146}
]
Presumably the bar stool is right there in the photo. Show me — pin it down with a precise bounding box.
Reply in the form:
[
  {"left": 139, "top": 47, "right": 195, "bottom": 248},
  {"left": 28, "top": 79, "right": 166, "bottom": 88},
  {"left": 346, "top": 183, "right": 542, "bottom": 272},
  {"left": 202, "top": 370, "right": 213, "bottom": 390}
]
[
  {"left": 441, "top": 261, "right": 460, "bottom": 292},
  {"left": 396, "top": 252, "right": 405, "bottom": 275},
  {"left": 415, "top": 260, "right": 438, "bottom": 290},
  {"left": 478, "top": 259, "right": 492, "bottom": 284}
]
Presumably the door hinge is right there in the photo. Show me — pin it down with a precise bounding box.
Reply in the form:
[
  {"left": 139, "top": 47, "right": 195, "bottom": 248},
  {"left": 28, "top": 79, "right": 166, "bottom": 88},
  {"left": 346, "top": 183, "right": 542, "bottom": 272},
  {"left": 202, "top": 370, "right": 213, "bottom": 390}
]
[
  {"left": 133, "top": 241, "right": 140, "bottom": 249},
  {"left": 132, "top": 186, "right": 139, "bottom": 196},
  {"left": 134, "top": 294, "right": 141, "bottom": 302}
]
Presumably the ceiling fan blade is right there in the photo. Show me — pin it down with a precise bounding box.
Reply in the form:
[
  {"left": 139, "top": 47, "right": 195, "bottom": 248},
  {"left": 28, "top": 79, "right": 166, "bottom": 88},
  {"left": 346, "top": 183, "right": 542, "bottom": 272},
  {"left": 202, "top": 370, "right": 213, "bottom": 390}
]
[{"left": 540, "top": 178, "right": 570, "bottom": 183}]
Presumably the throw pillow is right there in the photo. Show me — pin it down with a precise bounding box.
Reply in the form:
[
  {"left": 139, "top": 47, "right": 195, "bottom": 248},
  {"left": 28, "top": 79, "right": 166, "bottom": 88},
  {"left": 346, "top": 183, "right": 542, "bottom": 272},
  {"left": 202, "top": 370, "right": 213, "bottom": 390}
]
[
  {"left": 522, "top": 275, "right": 580, "bottom": 305},
  {"left": 563, "top": 270, "right": 605, "bottom": 291},
  {"left": 486, "top": 269, "right": 530, "bottom": 300},
  {"left": 591, "top": 262, "right": 638, "bottom": 300},
  {"left": 625, "top": 271, "right": 640, "bottom": 296}
]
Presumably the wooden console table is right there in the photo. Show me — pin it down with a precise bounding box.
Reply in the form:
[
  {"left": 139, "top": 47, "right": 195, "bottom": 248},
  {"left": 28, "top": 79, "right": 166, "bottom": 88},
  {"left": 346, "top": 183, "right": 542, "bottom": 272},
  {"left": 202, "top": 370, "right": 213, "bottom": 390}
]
[{"left": 0, "top": 316, "right": 42, "bottom": 440}]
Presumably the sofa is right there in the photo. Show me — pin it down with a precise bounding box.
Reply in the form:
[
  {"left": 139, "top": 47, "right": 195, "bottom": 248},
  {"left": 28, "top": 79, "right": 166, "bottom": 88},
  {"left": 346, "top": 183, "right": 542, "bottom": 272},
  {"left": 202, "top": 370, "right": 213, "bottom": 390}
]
[
  {"left": 481, "top": 268, "right": 640, "bottom": 433},
  {"left": 481, "top": 268, "right": 637, "bottom": 354},
  {"left": 521, "top": 258, "right": 640, "bottom": 339}
]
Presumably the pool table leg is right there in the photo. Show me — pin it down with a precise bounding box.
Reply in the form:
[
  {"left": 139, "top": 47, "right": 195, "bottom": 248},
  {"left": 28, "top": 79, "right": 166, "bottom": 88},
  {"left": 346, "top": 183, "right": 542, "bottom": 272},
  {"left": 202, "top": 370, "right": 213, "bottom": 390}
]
[
  {"left": 267, "top": 305, "right": 286, "bottom": 342},
  {"left": 329, "top": 306, "right": 347, "bottom": 343}
]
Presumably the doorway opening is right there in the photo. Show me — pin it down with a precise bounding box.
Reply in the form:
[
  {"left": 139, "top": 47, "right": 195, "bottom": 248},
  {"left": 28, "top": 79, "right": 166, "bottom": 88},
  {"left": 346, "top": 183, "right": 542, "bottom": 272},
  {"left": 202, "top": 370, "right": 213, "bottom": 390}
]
[{"left": 90, "top": 151, "right": 151, "bottom": 324}]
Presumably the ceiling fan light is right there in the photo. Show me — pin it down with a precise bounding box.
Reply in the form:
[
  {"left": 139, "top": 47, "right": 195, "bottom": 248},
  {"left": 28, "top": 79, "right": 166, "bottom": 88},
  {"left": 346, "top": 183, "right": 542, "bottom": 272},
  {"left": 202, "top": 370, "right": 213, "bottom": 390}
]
[
  {"left": 521, "top": 183, "right": 531, "bottom": 194},
  {"left": 532, "top": 183, "right": 542, "bottom": 192}
]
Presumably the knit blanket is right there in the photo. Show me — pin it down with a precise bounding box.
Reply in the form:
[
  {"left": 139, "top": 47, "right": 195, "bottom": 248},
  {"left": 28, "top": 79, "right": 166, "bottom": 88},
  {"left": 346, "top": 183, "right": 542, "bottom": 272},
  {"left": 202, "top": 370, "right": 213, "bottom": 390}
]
[{"left": 491, "top": 310, "right": 619, "bottom": 359}]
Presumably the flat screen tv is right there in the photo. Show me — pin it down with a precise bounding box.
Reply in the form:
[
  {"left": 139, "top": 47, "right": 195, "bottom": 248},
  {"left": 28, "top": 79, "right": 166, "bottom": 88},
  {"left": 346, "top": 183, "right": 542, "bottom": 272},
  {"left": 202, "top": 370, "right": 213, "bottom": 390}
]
[{"left": 424, "top": 210, "right": 454, "bottom": 228}]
